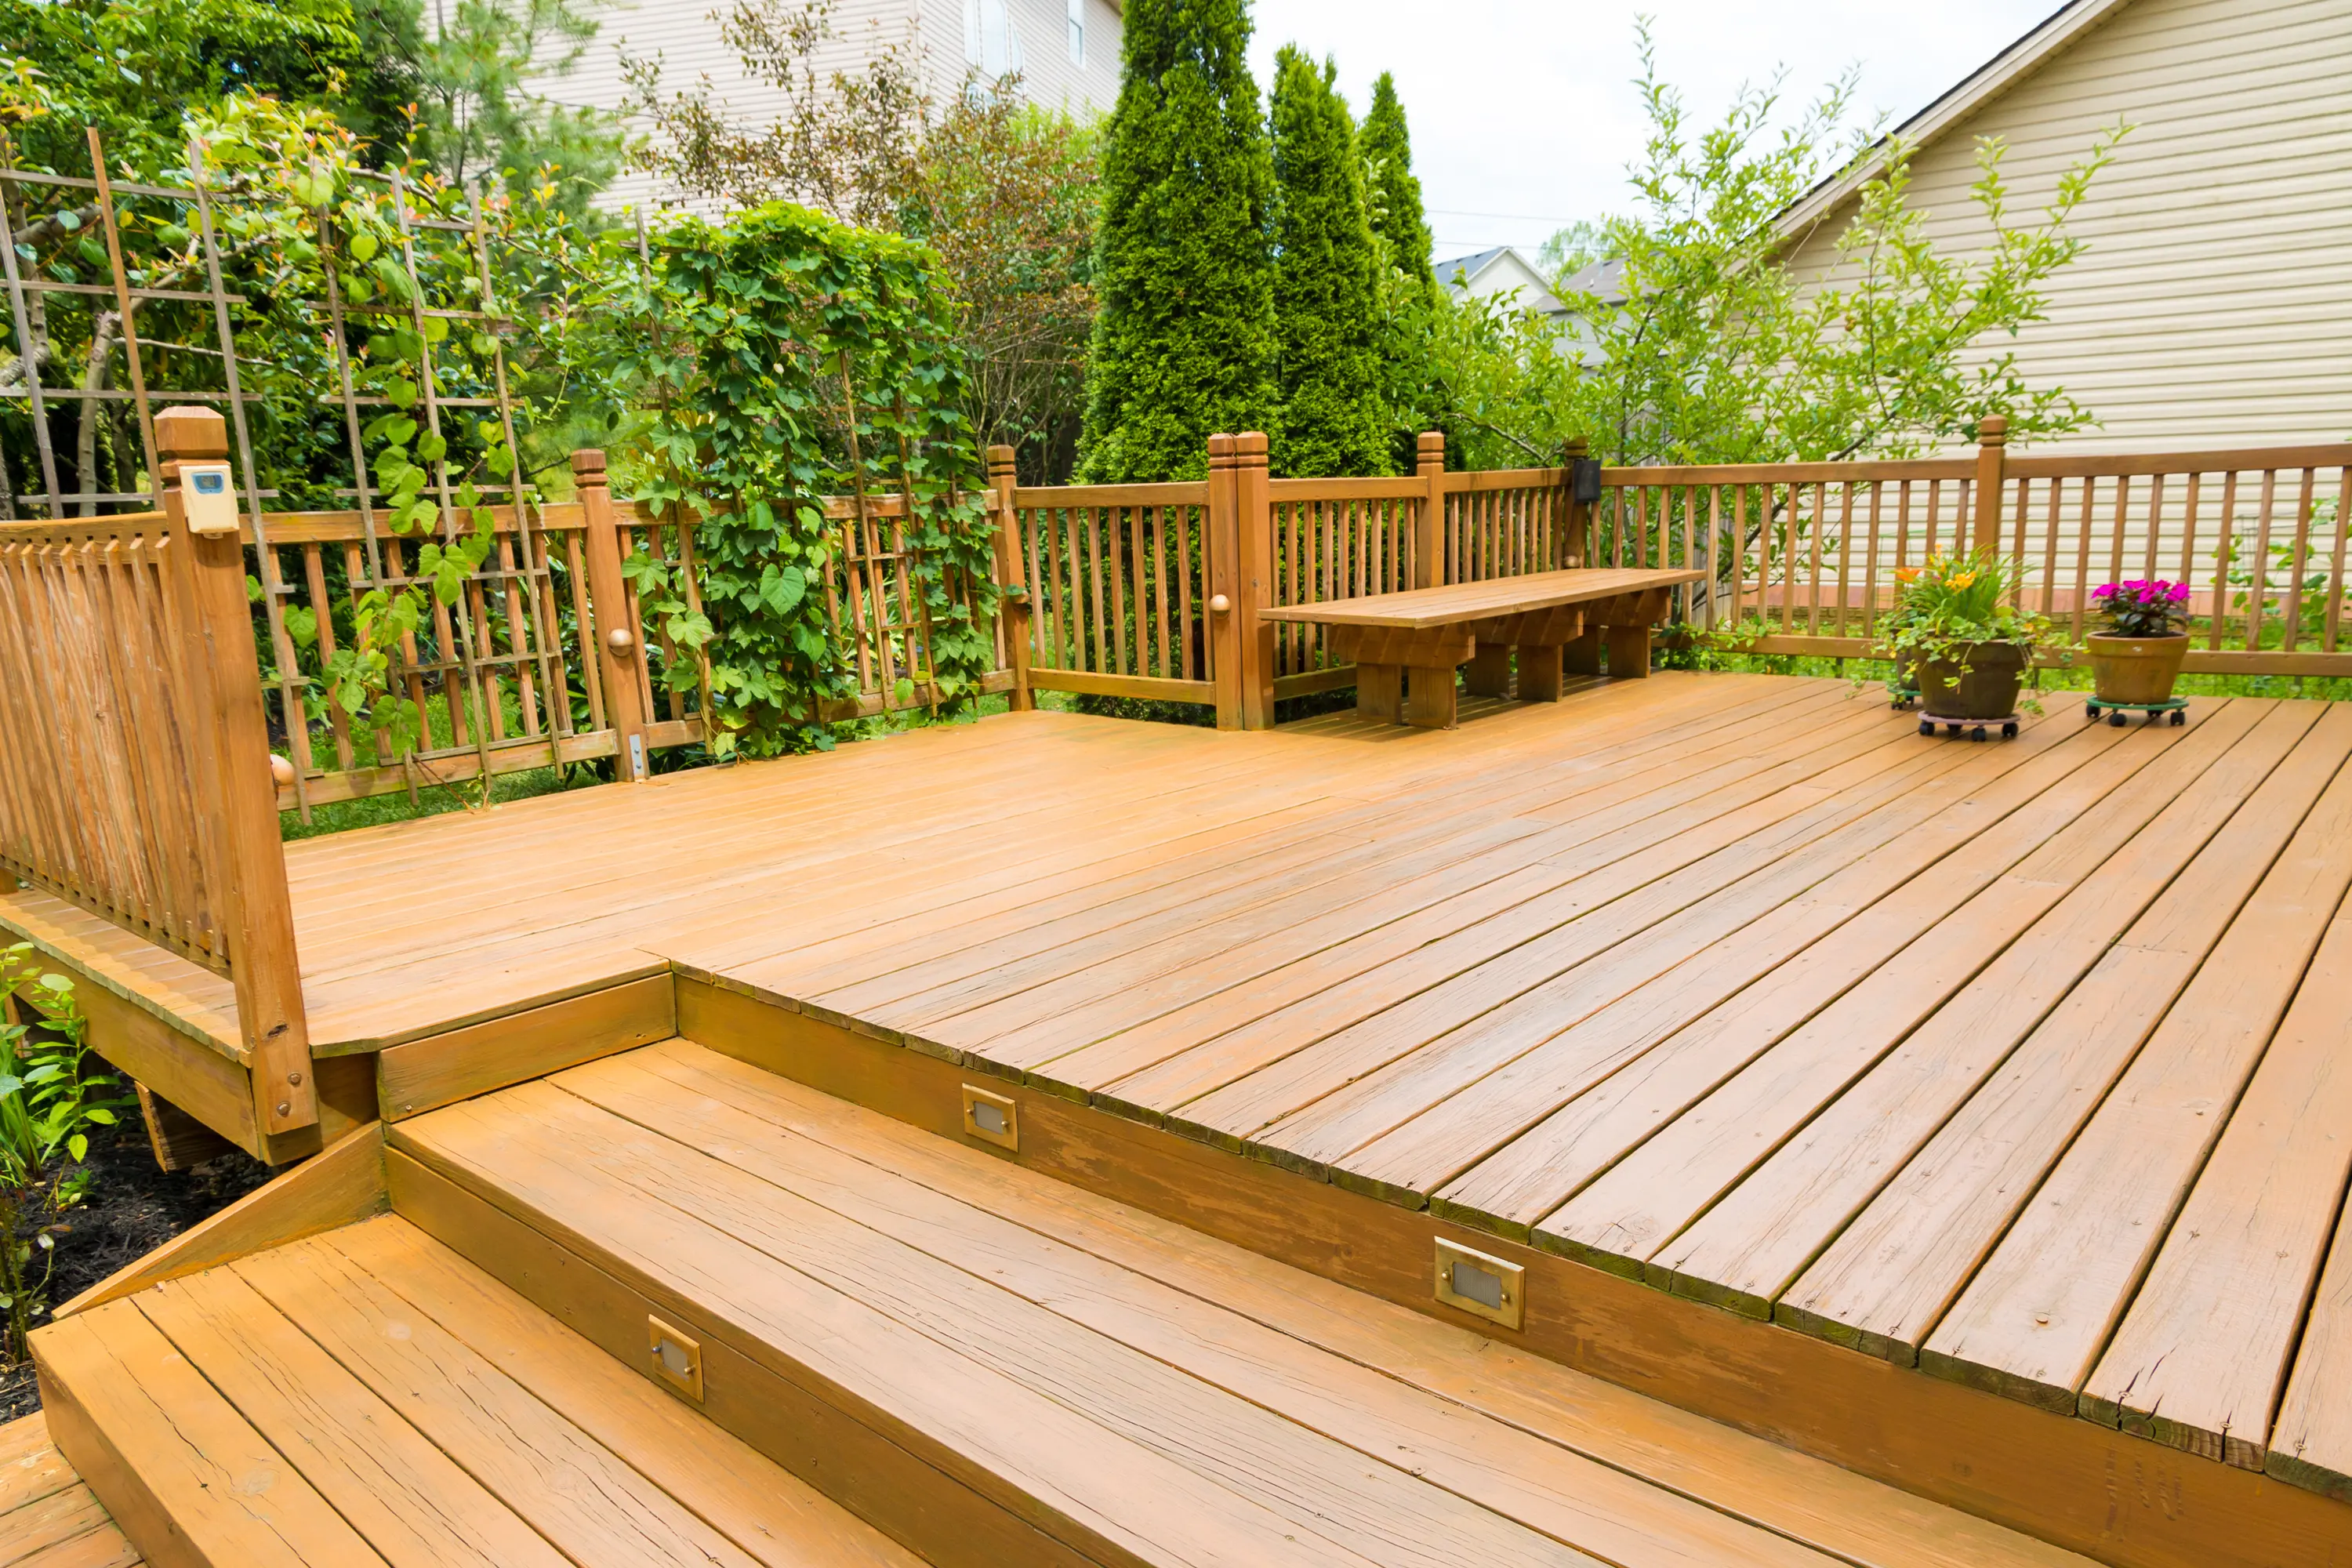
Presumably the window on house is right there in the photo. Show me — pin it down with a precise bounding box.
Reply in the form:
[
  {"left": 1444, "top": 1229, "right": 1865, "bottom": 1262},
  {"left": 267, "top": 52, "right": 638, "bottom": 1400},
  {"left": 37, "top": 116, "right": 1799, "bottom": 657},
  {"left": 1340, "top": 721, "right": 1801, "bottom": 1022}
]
[
  {"left": 1067, "top": 0, "right": 1084, "bottom": 67},
  {"left": 964, "top": 0, "right": 1023, "bottom": 81}
]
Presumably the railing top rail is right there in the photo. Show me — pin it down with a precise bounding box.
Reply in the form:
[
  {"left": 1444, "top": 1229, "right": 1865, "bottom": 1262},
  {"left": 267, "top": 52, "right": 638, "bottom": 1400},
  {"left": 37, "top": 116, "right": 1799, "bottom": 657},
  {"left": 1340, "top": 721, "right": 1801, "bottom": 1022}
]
[
  {"left": 1602, "top": 458, "right": 1974, "bottom": 485},
  {"left": 1011, "top": 481, "right": 1210, "bottom": 510},
  {"left": 1446, "top": 467, "right": 1572, "bottom": 492},
  {"left": 1267, "top": 475, "right": 1430, "bottom": 501},
  {"left": 0, "top": 511, "right": 172, "bottom": 543},
  {"left": 2006, "top": 442, "right": 2352, "bottom": 478}
]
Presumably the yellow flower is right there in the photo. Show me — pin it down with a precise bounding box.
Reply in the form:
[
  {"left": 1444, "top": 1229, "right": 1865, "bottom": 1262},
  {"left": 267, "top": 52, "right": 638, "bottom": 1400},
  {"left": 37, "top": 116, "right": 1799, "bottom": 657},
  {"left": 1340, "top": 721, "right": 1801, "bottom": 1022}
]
[{"left": 1949, "top": 571, "right": 1977, "bottom": 589}]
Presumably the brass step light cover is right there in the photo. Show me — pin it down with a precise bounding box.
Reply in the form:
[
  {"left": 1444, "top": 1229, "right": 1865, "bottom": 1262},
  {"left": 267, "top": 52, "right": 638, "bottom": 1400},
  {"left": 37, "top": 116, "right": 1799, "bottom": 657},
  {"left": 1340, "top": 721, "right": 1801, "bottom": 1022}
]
[
  {"left": 1434, "top": 1236, "right": 1525, "bottom": 1330},
  {"left": 648, "top": 1313, "right": 705, "bottom": 1403},
  {"left": 961, "top": 1083, "right": 1019, "bottom": 1152}
]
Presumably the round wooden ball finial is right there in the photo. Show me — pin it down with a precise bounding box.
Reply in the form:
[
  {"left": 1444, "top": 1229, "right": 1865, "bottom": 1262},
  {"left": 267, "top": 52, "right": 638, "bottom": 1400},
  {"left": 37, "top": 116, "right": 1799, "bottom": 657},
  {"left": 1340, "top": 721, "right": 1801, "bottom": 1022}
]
[
  {"left": 268, "top": 754, "right": 296, "bottom": 788},
  {"left": 606, "top": 626, "right": 637, "bottom": 658},
  {"left": 1208, "top": 593, "right": 1232, "bottom": 615}
]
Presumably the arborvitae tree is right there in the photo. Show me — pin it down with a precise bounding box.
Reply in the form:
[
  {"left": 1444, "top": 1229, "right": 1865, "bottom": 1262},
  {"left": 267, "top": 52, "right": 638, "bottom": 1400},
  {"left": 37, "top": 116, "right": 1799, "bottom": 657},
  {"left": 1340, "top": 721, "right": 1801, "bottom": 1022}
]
[
  {"left": 1269, "top": 47, "right": 1388, "bottom": 477},
  {"left": 1359, "top": 71, "right": 1436, "bottom": 301},
  {"left": 1077, "top": 0, "right": 1276, "bottom": 482}
]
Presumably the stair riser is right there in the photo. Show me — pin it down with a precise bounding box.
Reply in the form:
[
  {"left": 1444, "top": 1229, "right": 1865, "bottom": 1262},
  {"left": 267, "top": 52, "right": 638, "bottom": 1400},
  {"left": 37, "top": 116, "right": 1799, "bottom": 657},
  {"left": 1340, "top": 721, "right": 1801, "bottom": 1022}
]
[{"left": 385, "top": 1143, "right": 1118, "bottom": 1568}]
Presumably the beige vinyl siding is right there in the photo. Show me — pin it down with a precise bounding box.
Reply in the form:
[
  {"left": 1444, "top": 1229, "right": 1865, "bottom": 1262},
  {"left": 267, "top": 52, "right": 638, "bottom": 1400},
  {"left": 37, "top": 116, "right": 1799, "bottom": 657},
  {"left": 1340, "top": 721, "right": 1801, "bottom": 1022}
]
[
  {"left": 1779, "top": 0, "right": 2352, "bottom": 452},
  {"left": 550, "top": 0, "right": 1122, "bottom": 214}
]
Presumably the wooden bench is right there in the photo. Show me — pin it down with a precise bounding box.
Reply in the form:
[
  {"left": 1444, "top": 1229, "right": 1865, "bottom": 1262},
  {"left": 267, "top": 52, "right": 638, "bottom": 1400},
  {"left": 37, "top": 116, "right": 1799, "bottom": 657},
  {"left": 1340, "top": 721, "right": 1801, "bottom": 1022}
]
[{"left": 1261, "top": 567, "right": 1704, "bottom": 728}]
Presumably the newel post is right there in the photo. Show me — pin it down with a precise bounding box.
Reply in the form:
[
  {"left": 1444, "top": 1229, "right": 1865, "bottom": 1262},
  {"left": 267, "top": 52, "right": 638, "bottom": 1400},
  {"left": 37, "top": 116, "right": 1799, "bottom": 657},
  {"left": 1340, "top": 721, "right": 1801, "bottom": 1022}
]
[
  {"left": 572, "top": 450, "right": 651, "bottom": 781},
  {"left": 1232, "top": 433, "right": 1277, "bottom": 728},
  {"left": 1562, "top": 436, "right": 1592, "bottom": 568},
  {"left": 1414, "top": 431, "right": 1446, "bottom": 588},
  {"left": 156, "top": 406, "right": 316, "bottom": 1138},
  {"left": 1971, "top": 416, "right": 2008, "bottom": 555},
  {"left": 985, "top": 444, "right": 1034, "bottom": 712},
  {"left": 1207, "top": 434, "right": 1243, "bottom": 729}
]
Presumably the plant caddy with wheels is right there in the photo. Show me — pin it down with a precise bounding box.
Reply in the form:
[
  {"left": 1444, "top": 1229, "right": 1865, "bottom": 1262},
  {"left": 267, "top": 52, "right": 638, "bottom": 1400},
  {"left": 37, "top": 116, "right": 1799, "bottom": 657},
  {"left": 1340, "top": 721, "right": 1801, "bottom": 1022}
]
[
  {"left": 1878, "top": 551, "right": 2067, "bottom": 742},
  {"left": 2082, "top": 578, "right": 2191, "bottom": 727}
]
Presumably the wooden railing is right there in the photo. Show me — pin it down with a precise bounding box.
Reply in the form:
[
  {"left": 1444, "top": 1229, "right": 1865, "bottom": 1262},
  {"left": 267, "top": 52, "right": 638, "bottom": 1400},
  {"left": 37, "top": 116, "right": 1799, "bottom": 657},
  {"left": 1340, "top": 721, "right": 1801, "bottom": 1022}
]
[
  {"left": 0, "top": 408, "right": 314, "bottom": 1137},
  {"left": 1594, "top": 420, "right": 2352, "bottom": 674}
]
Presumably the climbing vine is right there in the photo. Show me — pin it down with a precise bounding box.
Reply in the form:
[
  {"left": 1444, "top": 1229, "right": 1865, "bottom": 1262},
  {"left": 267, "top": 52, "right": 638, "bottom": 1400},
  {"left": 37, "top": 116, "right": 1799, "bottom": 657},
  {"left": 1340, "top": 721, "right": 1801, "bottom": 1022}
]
[{"left": 615, "top": 201, "right": 996, "bottom": 756}]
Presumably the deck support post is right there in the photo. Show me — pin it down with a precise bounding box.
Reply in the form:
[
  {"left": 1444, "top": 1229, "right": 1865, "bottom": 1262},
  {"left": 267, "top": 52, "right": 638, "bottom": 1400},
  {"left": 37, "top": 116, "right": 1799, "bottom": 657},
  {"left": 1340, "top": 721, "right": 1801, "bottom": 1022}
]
[
  {"left": 1972, "top": 416, "right": 2008, "bottom": 554},
  {"left": 985, "top": 445, "right": 1033, "bottom": 712},
  {"left": 1563, "top": 628, "right": 1602, "bottom": 677},
  {"left": 157, "top": 406, "right": 318, "bottom": 1139},
  {"left": 572, "top": 450, "right": 652, "bottom": 780}
]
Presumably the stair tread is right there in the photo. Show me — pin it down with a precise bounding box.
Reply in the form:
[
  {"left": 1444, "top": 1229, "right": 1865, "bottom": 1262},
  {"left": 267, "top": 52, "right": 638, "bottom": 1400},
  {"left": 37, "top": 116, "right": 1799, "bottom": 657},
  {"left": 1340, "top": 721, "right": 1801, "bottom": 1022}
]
[
  {"left": 393, "top": 1040, "right": 2096, "bottom": 1568},
  {"left": 36, "top": 1221, "right": 920, "bottom": 1568},
  {"left": 0, "top": 1414, "right": 140, "bottom": 1568}
]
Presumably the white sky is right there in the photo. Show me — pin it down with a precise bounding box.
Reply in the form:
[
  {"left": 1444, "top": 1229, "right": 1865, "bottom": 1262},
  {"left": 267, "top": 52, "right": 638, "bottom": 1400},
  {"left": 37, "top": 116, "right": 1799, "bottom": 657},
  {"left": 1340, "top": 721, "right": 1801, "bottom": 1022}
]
[{"left": 1245, "top": 0, "right": 2068, "bottom": 262}]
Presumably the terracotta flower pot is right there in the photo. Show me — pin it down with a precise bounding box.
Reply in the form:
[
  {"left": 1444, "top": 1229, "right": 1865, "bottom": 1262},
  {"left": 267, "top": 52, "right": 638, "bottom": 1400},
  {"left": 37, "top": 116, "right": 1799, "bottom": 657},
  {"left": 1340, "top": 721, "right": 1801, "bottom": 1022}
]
[
  {"left": 2086, "top": 633, "right": 2187, "bottom": 705},
  {"left": 1918, "top": 641, "right": 2027, "bottom": 720}
]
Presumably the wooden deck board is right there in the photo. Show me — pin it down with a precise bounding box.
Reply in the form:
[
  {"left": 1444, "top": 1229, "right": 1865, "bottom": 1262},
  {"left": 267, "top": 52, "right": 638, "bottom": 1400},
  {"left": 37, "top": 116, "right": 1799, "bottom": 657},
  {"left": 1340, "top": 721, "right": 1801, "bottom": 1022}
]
[
  {"left": 16, "top": 671, "right": 2352, "bottom": 1548},
  {"left": 0, "top": 1416, "right": 138, "bottom": 1568},
  {"left": 392, "top": 1047, "right": 2096, "bottom": 1568}
]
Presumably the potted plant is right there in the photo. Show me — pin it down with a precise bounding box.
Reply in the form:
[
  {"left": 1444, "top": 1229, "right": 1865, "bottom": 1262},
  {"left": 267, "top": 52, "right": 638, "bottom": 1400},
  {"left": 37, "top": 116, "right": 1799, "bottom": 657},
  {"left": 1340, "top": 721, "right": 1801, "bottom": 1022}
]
[
  {"left": 2086, "top": 579, "right": 2190, "bottom": 711},
  {"left": 1883, "top": 552, "right": 2063, "bottom": 739}
]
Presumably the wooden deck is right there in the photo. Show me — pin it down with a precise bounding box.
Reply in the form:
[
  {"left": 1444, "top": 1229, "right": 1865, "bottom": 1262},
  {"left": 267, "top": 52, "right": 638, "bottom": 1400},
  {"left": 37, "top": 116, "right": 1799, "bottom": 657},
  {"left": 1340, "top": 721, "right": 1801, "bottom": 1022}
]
[
  {"left": 0, "top": 1414, "right": 139, "bottom": 1568},
  {"left": 8, "top": 671, "right": 2352, "bottom": 1566}
]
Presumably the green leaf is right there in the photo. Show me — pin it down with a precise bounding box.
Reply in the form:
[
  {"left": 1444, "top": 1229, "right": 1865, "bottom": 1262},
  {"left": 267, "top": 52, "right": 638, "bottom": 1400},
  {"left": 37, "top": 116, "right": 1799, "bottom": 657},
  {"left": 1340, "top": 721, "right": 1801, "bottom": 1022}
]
[{"left": 350, "top": 230, "right": 379, "bottom": 263}]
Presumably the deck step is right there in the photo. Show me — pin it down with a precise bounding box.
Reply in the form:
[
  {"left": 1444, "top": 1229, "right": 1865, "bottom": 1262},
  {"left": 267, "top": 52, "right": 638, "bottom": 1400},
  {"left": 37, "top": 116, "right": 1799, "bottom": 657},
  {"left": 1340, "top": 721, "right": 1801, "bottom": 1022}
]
[
  {"left": 31, "top": 1217, "right": 920, "bottom": 1568},
  {"left": 388, "top": 1038, "right": 2096, "bottom": 1568},
  {"left": 0, "top": 1413, "right": 140, "bottom": 1568}
]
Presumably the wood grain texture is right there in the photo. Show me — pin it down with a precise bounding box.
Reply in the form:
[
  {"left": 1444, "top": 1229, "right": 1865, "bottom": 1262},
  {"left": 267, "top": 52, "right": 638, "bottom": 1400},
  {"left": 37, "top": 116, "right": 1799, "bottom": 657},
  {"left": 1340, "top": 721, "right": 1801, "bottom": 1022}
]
[
  {"left": 58, "top": 1125, "right": 384, "bottom": 1318},
  {"left": 679, "top": 981, "right": 2352, "bottom": 1568},
  {"left": 0, "top": 1414, "right": 140, "bottom": 1568},
  {"left": 375, "top": 974, "right": 674, "bottom": 1117}
]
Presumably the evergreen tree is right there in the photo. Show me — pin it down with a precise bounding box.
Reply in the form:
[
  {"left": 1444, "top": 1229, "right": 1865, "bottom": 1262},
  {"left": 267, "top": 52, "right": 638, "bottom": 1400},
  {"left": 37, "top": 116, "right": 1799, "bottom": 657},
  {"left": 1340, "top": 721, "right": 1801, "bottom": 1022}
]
[
  {"left": 1077, "top": 0, "right": 1276, "bottom": 482},
  {"left": 1268, "top": 47, "right": 1386, "bottom": 477},
  {"left": 1358, "top": 72, "right": 1436, "bottom": 300}
]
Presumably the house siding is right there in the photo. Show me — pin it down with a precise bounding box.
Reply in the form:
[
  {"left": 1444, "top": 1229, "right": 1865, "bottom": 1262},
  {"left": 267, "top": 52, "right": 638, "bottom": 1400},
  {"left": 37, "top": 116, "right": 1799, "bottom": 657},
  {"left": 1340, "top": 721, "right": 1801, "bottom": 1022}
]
[
  {"left": 547, "top": 0, "right": 1122, "bottom": 213},
  {"left": 1778, "top": 0, "right": 2352, "bottom": 451}
]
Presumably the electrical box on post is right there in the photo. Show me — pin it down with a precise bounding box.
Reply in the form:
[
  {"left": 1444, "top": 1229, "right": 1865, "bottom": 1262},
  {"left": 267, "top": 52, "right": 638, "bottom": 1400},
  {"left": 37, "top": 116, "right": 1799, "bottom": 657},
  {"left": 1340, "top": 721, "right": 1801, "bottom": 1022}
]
[{"left": 181, "top": 463, "right": 237, "bottom": 536}]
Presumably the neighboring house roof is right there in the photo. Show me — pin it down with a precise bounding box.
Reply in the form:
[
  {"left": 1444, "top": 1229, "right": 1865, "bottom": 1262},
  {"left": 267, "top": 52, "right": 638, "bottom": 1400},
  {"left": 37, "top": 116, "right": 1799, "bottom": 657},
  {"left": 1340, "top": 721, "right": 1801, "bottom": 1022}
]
[
  {"left": 1773, "top": 0, "right": 2138, "bottom": 247},
  {"left": 1436, "top": 245, "right": 1566, "bottom": 318},
  {"left": 1555, "top": 255, "right": 1624, "bottom": 307}
]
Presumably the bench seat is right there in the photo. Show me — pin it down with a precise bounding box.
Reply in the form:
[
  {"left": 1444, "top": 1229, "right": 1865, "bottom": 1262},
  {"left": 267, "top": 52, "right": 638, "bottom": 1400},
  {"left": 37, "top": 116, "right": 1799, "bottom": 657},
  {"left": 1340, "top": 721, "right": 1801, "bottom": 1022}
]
[{"left": 1261, "top": 567, "right": 1704, "bottom": 728}]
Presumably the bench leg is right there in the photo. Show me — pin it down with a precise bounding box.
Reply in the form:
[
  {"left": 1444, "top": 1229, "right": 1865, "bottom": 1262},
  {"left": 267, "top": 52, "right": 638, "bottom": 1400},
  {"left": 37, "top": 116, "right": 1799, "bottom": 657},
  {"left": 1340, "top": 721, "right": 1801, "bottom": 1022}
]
[
  {"left": 1515, "top": 643, "right": 1565, "bottom": 702},
  {"left": 1463, "top": 643, "right": 1512, "bottom": 699},
  {"left": 1403, "top": 666, "right": 1459, "bottom": 729},
  {"left": 1356, "top": 662, "right": 1403, "bottom": 723},
  {"left": 1563, "top": 628, "right": 1602, "bottom": 677},
  {"left": 1606, "top": 625, "right": 1651, "bottom": 678}
]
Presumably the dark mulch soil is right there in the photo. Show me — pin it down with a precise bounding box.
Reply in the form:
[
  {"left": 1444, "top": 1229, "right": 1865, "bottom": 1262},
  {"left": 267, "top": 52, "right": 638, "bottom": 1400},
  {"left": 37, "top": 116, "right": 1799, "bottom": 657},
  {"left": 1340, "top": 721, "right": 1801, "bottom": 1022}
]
[{"left": 0, "top": 1126, "right": 272, "bottom": 1421}]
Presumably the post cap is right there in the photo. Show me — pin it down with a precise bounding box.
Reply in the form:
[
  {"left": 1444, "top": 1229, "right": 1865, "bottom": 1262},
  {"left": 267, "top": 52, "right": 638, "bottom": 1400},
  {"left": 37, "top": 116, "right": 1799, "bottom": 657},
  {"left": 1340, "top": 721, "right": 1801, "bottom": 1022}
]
[
  {"left": 155, "top": 405, "right": 228, "bottom": 463},
  {"left": 1976, "top": 415, "right": 2009, "bottom": 445},
  {"left": 985, "top": 444, "right": 1017, "bottom": 475},
  {"left": 1234, "top": 431, "right": 1269, "bottom": 464},
  {"left": 1417, "top": 430, "right": 1446, "bottom": 455},
  {"left": 570, "top": 448, "right": 608, "bottom": 477}
]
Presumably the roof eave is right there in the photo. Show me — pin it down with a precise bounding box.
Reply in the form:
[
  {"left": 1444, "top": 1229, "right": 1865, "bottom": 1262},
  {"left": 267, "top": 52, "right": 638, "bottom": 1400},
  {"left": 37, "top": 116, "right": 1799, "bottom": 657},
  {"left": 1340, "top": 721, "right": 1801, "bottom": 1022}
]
[{"left": 1771, "top": 0, "right": 2136, "bottom": 249}]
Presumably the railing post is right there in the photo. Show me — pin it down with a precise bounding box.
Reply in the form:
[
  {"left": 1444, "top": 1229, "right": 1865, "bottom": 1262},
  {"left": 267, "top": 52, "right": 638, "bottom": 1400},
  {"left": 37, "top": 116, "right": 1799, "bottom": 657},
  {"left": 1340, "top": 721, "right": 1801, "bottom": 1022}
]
[
  {"left": 1414, "top": 431, "right": 1446, "bottom": 588},
  {"left": 572, "top": 450, "right": 651, "bottom": 781},
  {"left": 1561, "top": 436, "right": 1591, "bottom": 568},
  {"left": 1233, "top": 432, "right": 1277, "bottom": 728},
  {"left": 1207, "top": 434, "right": 1243, "bottom": 729},
  {"left": 1972, "top": 415, "right": 2008, "bottom": 554},
  {"left": 155, "top": 406, "right": 316, "bottom": 1140},
  {"left": 985, "top": 444, "right": 1034, "bottom": 712}
]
